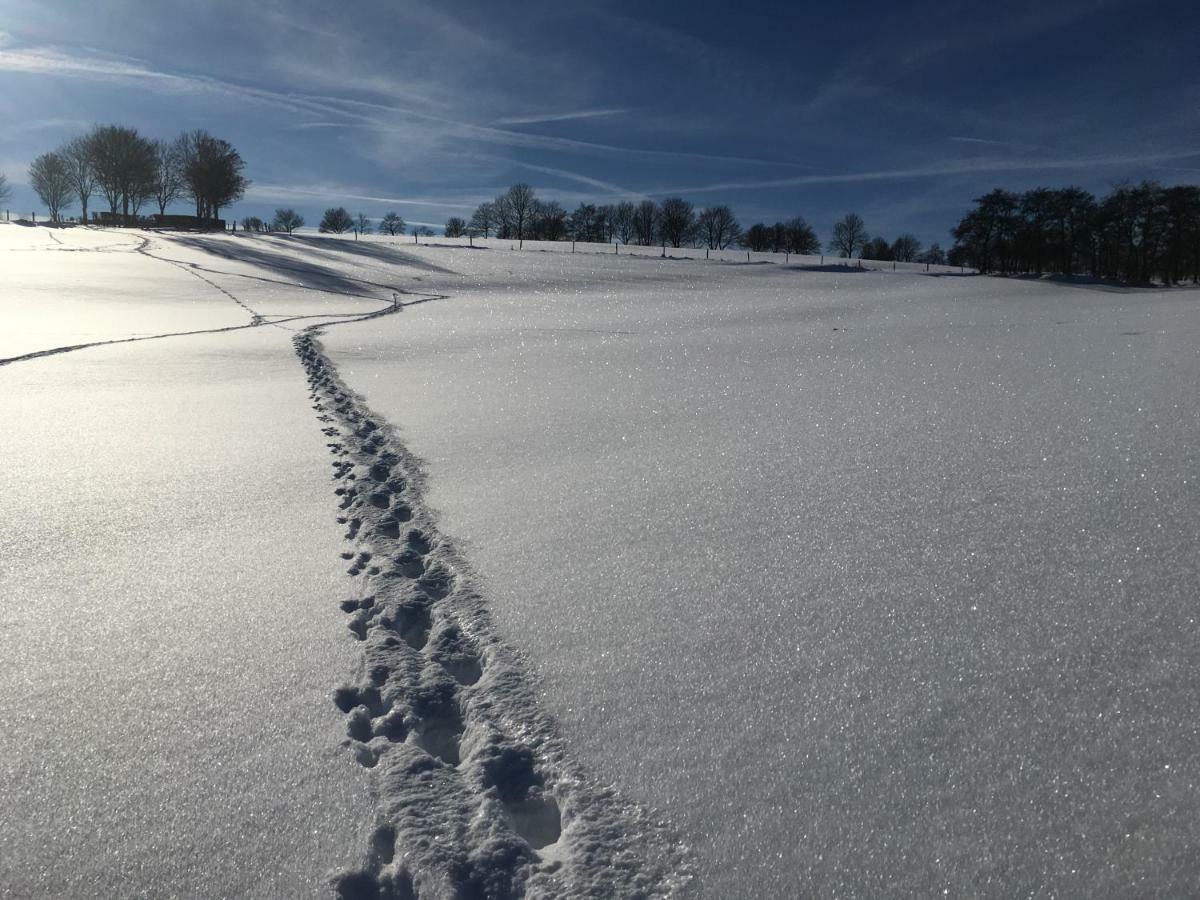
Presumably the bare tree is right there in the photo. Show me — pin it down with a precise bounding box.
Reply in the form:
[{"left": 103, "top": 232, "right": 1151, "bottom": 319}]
[
  {"left": 633, "top": 199, "right": 659, "bottom": 245},
  {"left": 379, "top": 212, "right": 406, "bottom": 236},
  {"left": 353, "top": 212, "right": 372, "bottom": 236},
  {"left": 151, "top": 139, "right": 184, "bottom": 216},
  {"left": 29, "top": 152, "right": 74, "bottom": 223},
  {"left": 239, "top": 216, "right": 265, "bottom": 233},
  {"left": 611, "top": 201, "right": 636, "bottom": 243},
  {"left": 468, "top": 202, "right": 496, "bottom": 238},
  {"left": 89, "top": 125, "right": 157, "bottom": 223},
  {"left": 658, "top": 197, "right": 696, "bottom": 248},
  {"left": 862, "top": 236, "right": 893, "bottom": 261},
  {"left": 414, "top": 225, "right": 435, "bottom": 237},
  {"left": 272, "top": 208, "right": 304, "bottom": 233},
  {"left": 0, "top": 171, "right": 11, "bottom": 208},
  {"left": 498, "top": 183, "right": 536, "bottom": 245},
  {"left": 919, "top": 243, "right": 946, "bottom": 265},
  {"left": 891, "top": 233, "right": 922, "bottom": 262},
  {"left": 175, "top": 130, "right": 248, "bottom": 220},
  {"left": 697, "top": 205, "right": 741, "bottom": 249},
  {"left": 444, "top": 216, "right": 466, "bottom": 237},
  {"left": 783, "top": 217, "right": 820, "bottom": 254},
  {"left": 531, "top": 200, "right": 566, "bottom": 241},
  {"left": 828, "top": 213, "right": 869, "bottom": 258},
  {"left": 60, "top": 136, "right": 97, "bottom": 224},
  {"left": 319, "top": 207, "right": 353, "bottom": 233}
]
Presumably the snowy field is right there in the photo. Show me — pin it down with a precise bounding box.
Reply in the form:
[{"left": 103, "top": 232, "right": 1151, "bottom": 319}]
[{"left": 2, "top": 223, "right": 1199, "bottom": 898}]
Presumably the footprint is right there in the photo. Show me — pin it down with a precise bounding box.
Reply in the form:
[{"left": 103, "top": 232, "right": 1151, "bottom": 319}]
[
  {"left": 393, "top": 549, "right": 425, "bottom": 579},
  {"left": 405, "top": 529, "right": 432, "bottom": 555},
  {"left": 430, "top": 626, "right": 483, "bottom": 685},
  {"left": 478, "top": 744, "right": 563, "bottom": 849},
  {"left": 395, "top": 600, "right": 432, "bottom": 650},
  {"left": 408, "top": 684, "right": 464, "bottom": 766}
]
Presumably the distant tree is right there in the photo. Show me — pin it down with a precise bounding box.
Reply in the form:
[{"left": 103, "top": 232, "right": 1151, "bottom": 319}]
[
  {"left": 828, "top": 213, "right": 869, "bottom": 258},
  {"left": 919, "top": 243, "right": 946, "bottom": 265},
  {"left": 658, "top": 197, "right": 696, "bottom": 248},
  {"left": 612, "top": 201, "right": 636, "bottom": 243},
  {"left": 950, "top": 189, "right": 1019, "bottom": 273},
  {"left": 696, "top": 205, "right": 741, "bottom": 249},
  {"left": 782, "top": 217, "right": 820, "bottom": 254},
  {"left": 353, "top": 212, "right": 372, "bottom": 236},
  {"left": 1160, "top": 184, "right": 1200, "bottom": 284},
  {"left": 891, "top": 233, "right": 922, "bottom": 262},
  {"left": 378, "top": 211, "right": 406, "bottom": 236},
  {"left": 595, "top": 204, "right": 617, "bottom": 242},
  {"left": 532, "top": 200, "right": 567, "bottom": 241},
  {"left": 175, "top": 130, "right": 248, "bottom": 220},
  {"left": 60, "top": 136, "right": 96, "bottom": 224},
  {"left": 0, "top": 171, "right": 11, "bottom": 208},
  {"left": 740, "top": 223, "right": 771, "bottom": 252},
  {"left": 272, "top": 208, "right": 304, "bottom": 233},
  {"left": 444, "top": 216, "right": 467, "bottom": 237},
  {"left": 414, "top": 225, "right": 435, "bottom": 237},
  {"left": 239, "top": 216, "right": 265, "bottom": 232},
  {"left": 633, "top": 199, "right": 659, "bottom": 245},
  {"left": 862, "top": 236, "right": 893, "bottom": 261},
  {"left": 89, "top": 125, "right": 156, "bottom": 223},
  {"left": 148, "top": 139, "right": 184, "bottom": 216},
  {"left": 29, "top": 152, "right": 74, "bottom": 223},
  {"left": 319, "top": 206, "right": 353, "bottom": 233},
  {"left": 568, "top": 202, "right": 599, "bottom": 242},
  {"left": 468, "top": 202, "right": 496, "bottom": 238},
  {"left": 496, "top": 183, "right": 536, "bottom": 244}
]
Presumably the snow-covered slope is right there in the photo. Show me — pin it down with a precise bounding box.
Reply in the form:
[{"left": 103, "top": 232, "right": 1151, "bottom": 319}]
[
  {"left": 315, "top": 236, "right": 1200, "bottom": 898},
  {"left": 3, "top": 225, "right": 1198, "bottom": 898}
]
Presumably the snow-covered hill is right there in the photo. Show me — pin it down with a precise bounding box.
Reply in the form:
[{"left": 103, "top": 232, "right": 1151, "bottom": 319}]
[{"left": 3, "top": 224, "right": 1198, "bottom": 898}]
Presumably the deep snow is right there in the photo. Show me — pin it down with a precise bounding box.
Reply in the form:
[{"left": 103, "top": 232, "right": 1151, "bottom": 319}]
[
  {"left": 3, "top": 224, "right": 1198, "bottom": 898},
  {"left": 317, "top": 237, "right": 1200, "bottom": 898}
]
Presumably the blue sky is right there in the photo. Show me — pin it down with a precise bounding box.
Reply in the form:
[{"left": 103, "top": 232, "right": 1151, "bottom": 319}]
[{"left": 1, "top": 0, "right": 1198, "bottom": 245}]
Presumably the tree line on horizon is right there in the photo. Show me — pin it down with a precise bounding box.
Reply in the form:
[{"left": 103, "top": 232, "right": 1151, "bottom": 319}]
[
  {"left": 296, "top": 183, "right": 940, "bottom": 264},
  {"left": 18, "top": 125, "right": 247, "bottom": 226},
  {"left": 949, "top": 182, "right": 1200, "bottom": 284}
]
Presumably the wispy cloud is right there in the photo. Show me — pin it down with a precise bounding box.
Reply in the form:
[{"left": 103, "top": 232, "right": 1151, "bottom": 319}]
[
  {"left": 654, "top": 150, "right": 1200, "bottom": 195},
  {"left": 488, "top": 158, "right": 641, "bottom": 198},
  {"left": 0, "top": 44, "right": 809, "bottom": 170},
  {"left": 495, "top": 108, "right": 629, "bottom": 126},
  {"left": 245, "top": 182, "right": 478, "bottom": 210}
]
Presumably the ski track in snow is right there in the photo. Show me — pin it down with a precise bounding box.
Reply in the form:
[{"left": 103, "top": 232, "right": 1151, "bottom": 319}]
[{"left": 297, "top": 317, "right": 693, "bottom": 899}]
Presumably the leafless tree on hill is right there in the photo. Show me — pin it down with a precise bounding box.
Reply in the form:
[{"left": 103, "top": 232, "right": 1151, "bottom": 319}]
[
  {"left": 272, "top": 208, "right": 304, "bottom": 233},
  {"left": 151, "top": 139, "right": 185, "bottom": 216},
  {"left": 633, "top": 199, "right": 658, "bottom": 245},
  {"left": 829, "top": 213, "right": 870, "bottom": 258},
  {"left": 379, "top": 212, "right": 406, "bottom": 235},
  {"left": 697, "top": 205, "right": 742, "bottom": 249},
  {"left": 319, "top": 207, "right": 353, "bottom": 233},
  {"left": 29, "top": 152, "right": 75, "bottom": 223},
  {"left": 658, "top": 197, "right": 697, "bottom": 248},
  {"left": 60, "top": 136, "right": 96, "bottom": 224}
]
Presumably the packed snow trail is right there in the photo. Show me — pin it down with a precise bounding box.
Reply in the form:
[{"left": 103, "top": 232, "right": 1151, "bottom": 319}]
[{"left": 296, "top": 319, "right": 693, "bottom": 898}]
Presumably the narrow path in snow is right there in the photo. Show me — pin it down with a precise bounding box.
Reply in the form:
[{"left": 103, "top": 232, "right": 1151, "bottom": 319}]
[{"left": 298, "top": 313, "right": 693, "bottom": 898}]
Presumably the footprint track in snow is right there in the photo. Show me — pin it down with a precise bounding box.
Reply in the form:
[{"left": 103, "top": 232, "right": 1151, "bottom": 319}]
[{"left": 296, "top": 312, "right": 691, "bottom": 898}]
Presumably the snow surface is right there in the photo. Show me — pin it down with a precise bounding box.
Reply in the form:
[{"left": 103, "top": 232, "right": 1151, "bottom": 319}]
[
  {"left": 315, "top": 236, "right": 1200, "bottom": 898},
  {"left": 3, "top": 224, "right": 1198, "bottom": 898},
  {"left": 0, "top": 226, "right": 377, "bottom": 898}
]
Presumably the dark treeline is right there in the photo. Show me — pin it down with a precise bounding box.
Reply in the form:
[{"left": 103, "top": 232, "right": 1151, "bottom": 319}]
[
  {"left": 25, "top": 125, "right": 247, "bottom": 226},
  {"left": 950, "top": 182, "right": 1200, "bottom": 284},
  {"left": 463, "top": 183, "right": 825, "bottom": 253},
  {"left": 450, "top": 184, "right": 948, "bottom": 265}
]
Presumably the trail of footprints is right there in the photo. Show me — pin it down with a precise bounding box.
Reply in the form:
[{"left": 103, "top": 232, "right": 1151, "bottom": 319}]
[{"left": 296, "top": 331, "right": 566, "bottom": 900}]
